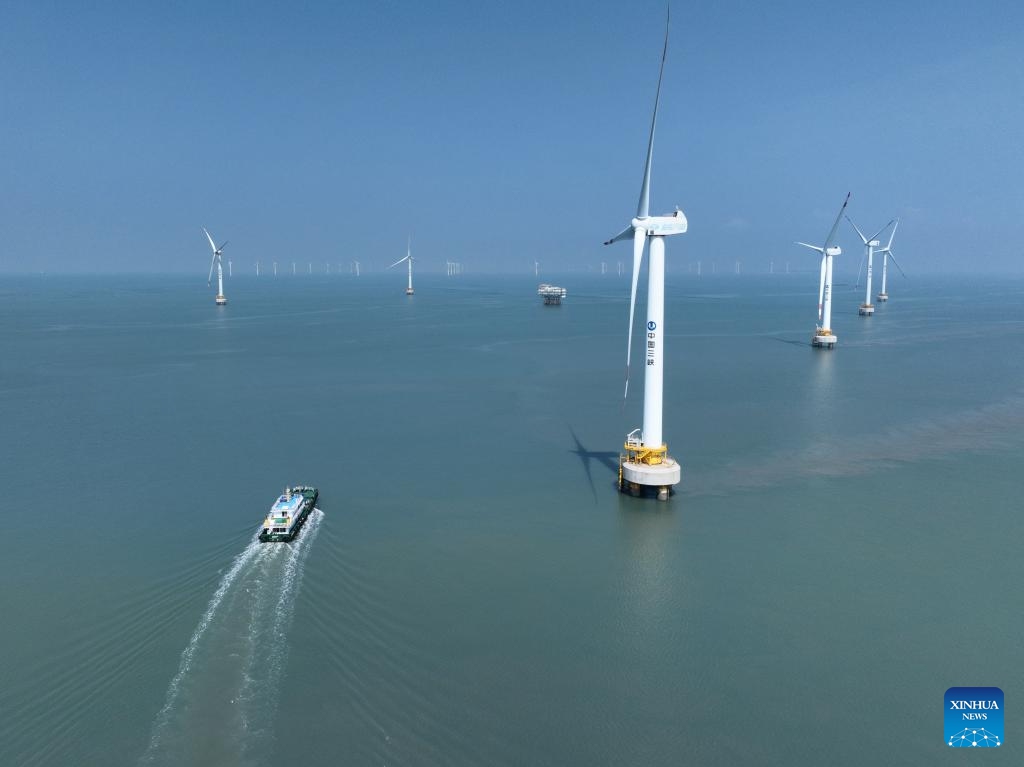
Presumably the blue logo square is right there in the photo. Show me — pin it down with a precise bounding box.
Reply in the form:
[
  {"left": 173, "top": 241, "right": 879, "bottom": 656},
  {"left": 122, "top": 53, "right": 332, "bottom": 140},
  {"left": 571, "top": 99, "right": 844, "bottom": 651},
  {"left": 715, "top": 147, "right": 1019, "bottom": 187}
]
[{"left": 945, "top": 687, "right": 1003, "bottom": 747}]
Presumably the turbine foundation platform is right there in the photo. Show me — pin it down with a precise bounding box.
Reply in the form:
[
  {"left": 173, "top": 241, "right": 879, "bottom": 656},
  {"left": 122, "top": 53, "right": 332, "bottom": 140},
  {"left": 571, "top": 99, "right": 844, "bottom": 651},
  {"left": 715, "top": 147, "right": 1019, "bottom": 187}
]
[
  {"left": 405, "top": 288, "right": 414, "bottom": 295},
  {"left": 618, "top": 441, "right": 680, "bottom": 500},
  {"left": 538, "top": 284, "right": 567, "bottom": 305},
  {"left": 858, "top": 304, "right": 874, "bottom": 316},
  {"left": 215, "top": 295, "right": 227, "bottom": 305},
  {"left": 811, "top": 329, "right": 837, "bottom": 349},
  {"left": 877, "top": 292, "right": 888, "bottom": 302}
]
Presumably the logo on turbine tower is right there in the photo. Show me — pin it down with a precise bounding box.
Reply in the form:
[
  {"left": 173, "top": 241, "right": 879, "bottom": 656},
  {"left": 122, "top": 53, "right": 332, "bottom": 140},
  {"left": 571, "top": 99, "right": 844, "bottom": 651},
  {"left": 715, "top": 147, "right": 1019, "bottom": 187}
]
[
  {"left": 945, "top": 687, "right": 1003, "bottom": 747},
  {"left": 648, "top": 321, "right": 656, "bottom": 331}
]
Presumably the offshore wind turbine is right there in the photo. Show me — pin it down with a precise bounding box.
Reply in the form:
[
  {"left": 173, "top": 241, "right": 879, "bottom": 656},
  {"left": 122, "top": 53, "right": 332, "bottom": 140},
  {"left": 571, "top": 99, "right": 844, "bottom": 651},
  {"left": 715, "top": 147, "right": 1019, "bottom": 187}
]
[
  {"left": 847, "top": 216, "right": 893, "bottom": 316},
  {"left": 603, "top": 10, "right": 686, "bottom": 501},
  {"left": 388, "top": 237, "right": 415, "bottom": 295},
  {"left": 796, "top": 193, "right": 850, "bottom": 348},
  {"left": 875, "top": 219, "right": 906, "bottom": 302},
  {"left": 203, "top": 227, "right": 228, "bottom": 305}
]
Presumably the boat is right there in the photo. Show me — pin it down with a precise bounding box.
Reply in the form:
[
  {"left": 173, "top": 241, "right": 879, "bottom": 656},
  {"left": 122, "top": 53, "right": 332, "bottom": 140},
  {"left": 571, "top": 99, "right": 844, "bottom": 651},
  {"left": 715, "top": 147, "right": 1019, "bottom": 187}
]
[{"left": 259, "top": 485, "right": 318, "bottom": 542}]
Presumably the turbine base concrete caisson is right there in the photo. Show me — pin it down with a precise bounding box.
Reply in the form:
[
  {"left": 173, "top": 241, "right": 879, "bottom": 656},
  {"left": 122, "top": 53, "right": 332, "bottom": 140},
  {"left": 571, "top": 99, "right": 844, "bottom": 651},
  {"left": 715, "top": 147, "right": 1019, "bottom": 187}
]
[
  {"left": 215, "top": 295, "right": 227, "bottom": 305},
  {"left": 811, "top": 329, "right": 837, "bottom": 349},
  {"left": 618, "top": 440, "right": 680, "bottom": 501},
  {"left": 620, "top": 459, "right": 680, "bottom": 501},
  {"left": 877, "top": 292, "right": 888, "bottom": 302},
  {"left": 858, "top": 304, "right": 874, "bottom": 316}
]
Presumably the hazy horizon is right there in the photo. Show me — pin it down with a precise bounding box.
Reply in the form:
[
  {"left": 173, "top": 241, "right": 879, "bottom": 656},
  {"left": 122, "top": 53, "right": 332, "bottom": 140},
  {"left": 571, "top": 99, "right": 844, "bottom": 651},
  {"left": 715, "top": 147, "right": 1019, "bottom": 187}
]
[{"left": 2, "top": 1, "right": 1021, "bottom": 275}]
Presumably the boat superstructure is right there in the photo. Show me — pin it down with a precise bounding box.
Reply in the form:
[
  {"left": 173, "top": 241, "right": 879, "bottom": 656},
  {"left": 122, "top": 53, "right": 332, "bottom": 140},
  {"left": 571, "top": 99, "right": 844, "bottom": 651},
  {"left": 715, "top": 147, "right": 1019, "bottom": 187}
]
[{"left": 259, "top": 485, "right": 318, "bottom": 542}]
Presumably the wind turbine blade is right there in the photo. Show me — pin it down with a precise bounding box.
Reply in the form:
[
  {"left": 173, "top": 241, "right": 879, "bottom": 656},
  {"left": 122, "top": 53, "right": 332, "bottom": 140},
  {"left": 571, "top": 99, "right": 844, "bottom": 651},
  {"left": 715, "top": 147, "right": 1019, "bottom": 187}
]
[
  {"left": 886, "top": 218, "right": 900, "bottom": 249},
  {"left": 217, "top": 240, "right": 229, "bottom": 252},
  {"left": 604, "top": 225, "right": 634, "bottom": 246},
  {"left": 795, "top": 242, "right": 825, "bottom": 253},
  {"left": 624, "top": 228, "right": 646, "bottom": 400},
  {"left": 202, "top": 227, "right": 218, "bottom": 254},
  {"left": 868, "top": 219, "right": 895, "bottom": 243},
  {"left": 387, "top": 256, "right": 409, "bottom": 269},
  {"left": 823, "top": 192, "right": 851, "bottom": 250},
  {"left": 636, "top": 8, "right": 670, "bottom": 220},
  {"left": 889, "top": 250, "right": 908, "bottom": 278},
  {"left": 207, "top": 253, "right": 217, "bottom": 285},
  {"left": 855, "top": 254, "right": 865, "bottom": 289},
  {"left": 846, "top": 215, "right": 869, "bottom": 245},
  {"left": 818, "top": 254, "right": 826, "bottom": 322}
]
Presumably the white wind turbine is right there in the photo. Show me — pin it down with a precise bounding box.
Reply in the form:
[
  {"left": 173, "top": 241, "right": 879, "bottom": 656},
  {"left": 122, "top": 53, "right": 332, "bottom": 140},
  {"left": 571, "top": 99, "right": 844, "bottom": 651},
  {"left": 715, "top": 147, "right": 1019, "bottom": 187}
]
[
  {"left": 796, "top": 193, "right": 850, "bottom": 348},
  {"left": 847, "top": 215, "right": 893, "bottom": 316},
  {"left": 388, "top": 237, "right": 415, "bottom": 295},
  {"left": 604, "top": 10, "right": 686, "bottom": 501},
  {"left": 875, "top": 219, "right": 906, "bottom": 302},
  {"left": 203, "top": 227, "right": 228, "bottom": 305}
]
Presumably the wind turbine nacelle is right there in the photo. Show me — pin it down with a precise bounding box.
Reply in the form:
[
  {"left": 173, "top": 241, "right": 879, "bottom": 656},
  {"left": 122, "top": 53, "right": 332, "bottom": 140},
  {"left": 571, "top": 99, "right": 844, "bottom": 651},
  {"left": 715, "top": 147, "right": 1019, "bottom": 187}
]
[
  {"left": 825, "top": 246, "right": 841, "bottom": 256},
  {"left": 868, "top": 240, "right": 880, "bottom": 247},
  {"left": 632, "top": 209, "right": 688, "bottom": 236}
]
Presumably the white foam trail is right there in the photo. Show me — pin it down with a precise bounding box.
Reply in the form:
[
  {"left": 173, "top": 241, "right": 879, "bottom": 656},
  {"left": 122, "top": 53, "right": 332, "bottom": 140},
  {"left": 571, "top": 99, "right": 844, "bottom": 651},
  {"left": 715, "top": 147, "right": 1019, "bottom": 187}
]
[
  {"left": 237, "top": 543, "right": 285, "bottom": 736},
  {"left": 239, "top": 509, "right": 323, "bottom": 752},
  {"left": 142, "top": 535, "right": 267, "bottom": 761}
]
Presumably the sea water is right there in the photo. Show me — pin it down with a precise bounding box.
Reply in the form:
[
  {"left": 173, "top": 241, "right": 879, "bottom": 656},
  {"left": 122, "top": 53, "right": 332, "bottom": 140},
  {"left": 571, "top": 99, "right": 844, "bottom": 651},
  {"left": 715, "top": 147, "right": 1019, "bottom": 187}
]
[{"left": 0, "top": 272, "right": 1021, "bottom": 765}]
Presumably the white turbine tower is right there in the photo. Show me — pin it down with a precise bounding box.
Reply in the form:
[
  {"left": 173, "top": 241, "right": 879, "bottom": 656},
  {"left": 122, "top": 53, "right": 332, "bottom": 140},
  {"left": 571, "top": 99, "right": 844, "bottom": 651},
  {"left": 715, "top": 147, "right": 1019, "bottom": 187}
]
[
  {"left": 389, "top": 237, "right": 415, "bottom": 295},
  {"left": 273, "top": 261, "right": 278, "bottom": 277},
  {"left": 604, "top": 11, "right": 686, "bottom": 501},
  {"left": 875, "top": 219, "right": 906, "bottom": 302},
  {"left": 203, "top": 227, "right": 228, "bottom": 306},
  {"left": 796, "top": 193, "right": 850, "bottom": 348},
  {"left": 847, "top": 216, "right": 893, "bottom": 316}
]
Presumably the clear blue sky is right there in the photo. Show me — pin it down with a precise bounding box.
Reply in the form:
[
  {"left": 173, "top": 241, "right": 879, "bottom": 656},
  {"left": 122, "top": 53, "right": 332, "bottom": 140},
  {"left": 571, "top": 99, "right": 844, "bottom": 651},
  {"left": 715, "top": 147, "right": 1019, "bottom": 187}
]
[{"left": 2, "top": 0, "right": 1021, "bottom": 274}]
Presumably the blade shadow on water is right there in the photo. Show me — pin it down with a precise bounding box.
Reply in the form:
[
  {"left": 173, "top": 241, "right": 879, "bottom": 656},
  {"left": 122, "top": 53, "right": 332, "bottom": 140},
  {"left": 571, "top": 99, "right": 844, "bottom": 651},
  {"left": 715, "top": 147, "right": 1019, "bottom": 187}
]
[
  {"left": 766, "top": 336, "right": 808, "bottom": 348},
  {"left": 568, "top": 425, "right": 621, "bottom": 503}
]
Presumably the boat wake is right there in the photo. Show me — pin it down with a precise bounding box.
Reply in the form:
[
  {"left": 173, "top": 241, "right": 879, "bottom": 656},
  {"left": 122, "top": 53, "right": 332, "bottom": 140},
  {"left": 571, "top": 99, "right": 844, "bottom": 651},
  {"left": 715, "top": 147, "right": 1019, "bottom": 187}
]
[{"left": 141, "top": 509, "right": 323, "bottom": 765}]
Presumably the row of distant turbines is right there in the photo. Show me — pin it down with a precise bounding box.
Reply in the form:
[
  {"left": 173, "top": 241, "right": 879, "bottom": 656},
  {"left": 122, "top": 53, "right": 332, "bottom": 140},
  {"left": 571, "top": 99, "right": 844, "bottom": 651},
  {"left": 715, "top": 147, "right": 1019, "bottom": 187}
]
[
  {"left": 203, "top": 232, "right": 470, "bottom": 305},
  {"left": 796, "top": 194, "right": 906, "bottom": 348}
]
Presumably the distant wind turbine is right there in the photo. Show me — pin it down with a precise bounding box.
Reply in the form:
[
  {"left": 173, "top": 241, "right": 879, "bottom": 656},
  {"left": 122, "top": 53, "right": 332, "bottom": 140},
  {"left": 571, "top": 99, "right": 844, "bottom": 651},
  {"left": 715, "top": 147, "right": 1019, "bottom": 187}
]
[
  {"left": 875, "top": 219, "right": 906, "bottom": 302},
  {"left": 796, "top": 193, "right": 850, "bottom": 348},
  {"left": 388, "top": 237, "right": 415, "bottom": 295},
  {"left": 847, "top": 216, "right": 894, "bottom": 316},
  {"left": 203, "top": 227, "right": 228, "bottom": 306}
]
